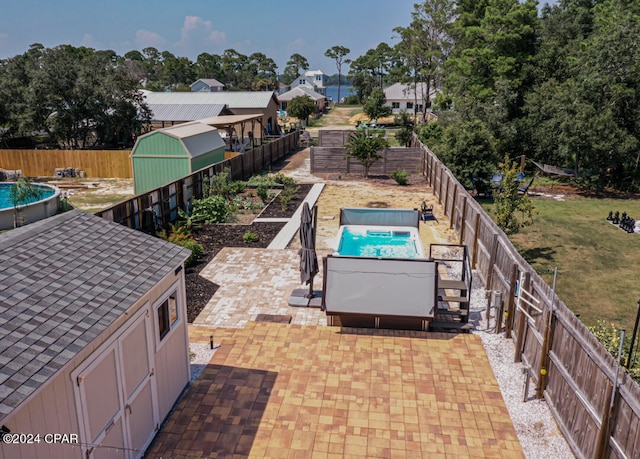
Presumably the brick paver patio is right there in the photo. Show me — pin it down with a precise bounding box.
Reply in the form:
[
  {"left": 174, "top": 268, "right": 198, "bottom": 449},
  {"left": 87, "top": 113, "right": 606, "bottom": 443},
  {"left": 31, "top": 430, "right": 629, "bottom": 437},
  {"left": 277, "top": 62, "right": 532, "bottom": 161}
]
[{"left": 146, "top": 323, "right": 523, "bottom": 458}]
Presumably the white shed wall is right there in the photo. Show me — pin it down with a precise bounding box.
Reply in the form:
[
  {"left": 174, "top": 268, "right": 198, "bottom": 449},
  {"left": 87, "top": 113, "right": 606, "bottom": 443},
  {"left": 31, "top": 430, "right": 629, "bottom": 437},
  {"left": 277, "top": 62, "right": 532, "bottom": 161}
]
[{"left": 0, "top": 268, "right": 190, "bottom": 459}]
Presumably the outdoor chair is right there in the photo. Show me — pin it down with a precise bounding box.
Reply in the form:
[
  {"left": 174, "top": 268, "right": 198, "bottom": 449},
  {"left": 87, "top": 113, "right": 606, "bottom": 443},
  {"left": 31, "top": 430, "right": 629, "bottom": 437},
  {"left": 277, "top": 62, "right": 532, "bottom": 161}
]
[{"left": 420, "top": 202, "right": 435, "bottom": 221}]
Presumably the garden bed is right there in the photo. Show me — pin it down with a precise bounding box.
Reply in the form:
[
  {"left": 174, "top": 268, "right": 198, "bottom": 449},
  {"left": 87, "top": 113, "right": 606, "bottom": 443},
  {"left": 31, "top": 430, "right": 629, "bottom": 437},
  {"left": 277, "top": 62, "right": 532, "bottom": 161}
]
[{"left": 185, "top": 183, "right": 313, "bottom": 322}]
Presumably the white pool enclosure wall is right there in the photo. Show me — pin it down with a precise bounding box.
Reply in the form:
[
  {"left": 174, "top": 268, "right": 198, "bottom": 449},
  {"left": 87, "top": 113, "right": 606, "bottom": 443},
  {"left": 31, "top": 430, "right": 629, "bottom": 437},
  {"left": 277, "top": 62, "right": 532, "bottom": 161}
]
[{"left": 322, "top": 208, "right": 438, "bottom": 326}]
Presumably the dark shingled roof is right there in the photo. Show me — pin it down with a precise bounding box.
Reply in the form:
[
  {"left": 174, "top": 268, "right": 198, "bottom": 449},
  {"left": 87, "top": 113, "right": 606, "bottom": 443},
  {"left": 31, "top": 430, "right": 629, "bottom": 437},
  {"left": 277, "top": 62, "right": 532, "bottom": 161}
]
[{"left": 0, "top": 210, "right": 190, "bottom": 421}]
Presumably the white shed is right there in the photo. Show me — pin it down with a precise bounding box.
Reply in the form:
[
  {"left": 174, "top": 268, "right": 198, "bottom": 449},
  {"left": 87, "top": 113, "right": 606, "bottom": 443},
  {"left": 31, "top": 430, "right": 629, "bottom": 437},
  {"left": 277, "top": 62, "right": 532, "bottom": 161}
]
[{"left": 0, "top": 210, "right": 192, "bottom": 459}]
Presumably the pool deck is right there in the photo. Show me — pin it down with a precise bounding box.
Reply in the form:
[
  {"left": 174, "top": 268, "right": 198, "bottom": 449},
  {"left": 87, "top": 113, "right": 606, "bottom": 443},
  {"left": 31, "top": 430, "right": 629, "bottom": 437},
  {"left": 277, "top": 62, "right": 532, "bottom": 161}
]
[
  {"left": 146, "top": 177, "right": 525, "bottom": 458},
  {"left": 147, "top": 323, "right": 524, "bottom": 458}
]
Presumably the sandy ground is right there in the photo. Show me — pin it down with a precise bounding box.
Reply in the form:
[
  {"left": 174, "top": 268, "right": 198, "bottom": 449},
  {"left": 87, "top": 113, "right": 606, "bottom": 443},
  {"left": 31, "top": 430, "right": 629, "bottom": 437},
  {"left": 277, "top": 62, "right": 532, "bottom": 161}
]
[
  {"left": 278, "top": 148, "right": 459, "bottom": 252},
  {"left": 47, "top": 178, "right": 134, "bottom": 211}
]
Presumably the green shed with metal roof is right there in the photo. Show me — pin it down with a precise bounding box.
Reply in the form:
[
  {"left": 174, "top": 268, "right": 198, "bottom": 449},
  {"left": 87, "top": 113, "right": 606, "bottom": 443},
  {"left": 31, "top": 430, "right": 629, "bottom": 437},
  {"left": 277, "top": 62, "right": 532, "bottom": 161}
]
[{"left": 130, "top": 121, "right": 226, "bottom": 194}]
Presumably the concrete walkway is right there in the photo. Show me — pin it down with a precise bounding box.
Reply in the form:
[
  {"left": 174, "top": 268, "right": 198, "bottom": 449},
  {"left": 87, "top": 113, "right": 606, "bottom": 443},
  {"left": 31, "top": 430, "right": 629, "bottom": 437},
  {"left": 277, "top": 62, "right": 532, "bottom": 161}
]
[{"left": 264, "top": 183, "right": 325, "bottom": 249}]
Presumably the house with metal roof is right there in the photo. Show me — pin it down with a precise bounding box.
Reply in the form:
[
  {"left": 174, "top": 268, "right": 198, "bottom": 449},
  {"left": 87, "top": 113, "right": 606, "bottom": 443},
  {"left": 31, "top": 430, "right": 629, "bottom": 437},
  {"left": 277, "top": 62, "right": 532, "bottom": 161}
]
[
  {"left": 147, "top": 103, "right": 231, "bottom": 129},
  {"left": 190, "top": 78, "right": 225, "bottom": 92},
  {"left": 276, "top": 86, "right": 327, "bottom": 117},
  {"left": 0, "top": 210, "right": 191, "bottom": 459},
  {"left": 130, "top": 121, "right": 226, "bottom": 194},
  {"left": 141, "top": 90, "right": 282, "bottom": 136}
]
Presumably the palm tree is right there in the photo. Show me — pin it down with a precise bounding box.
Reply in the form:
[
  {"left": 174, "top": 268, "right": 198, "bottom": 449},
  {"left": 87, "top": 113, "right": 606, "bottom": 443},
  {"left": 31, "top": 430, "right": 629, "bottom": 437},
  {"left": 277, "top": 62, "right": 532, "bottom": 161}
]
[{"left": 9, "top": 177, "right": 43, "bottom": 227}]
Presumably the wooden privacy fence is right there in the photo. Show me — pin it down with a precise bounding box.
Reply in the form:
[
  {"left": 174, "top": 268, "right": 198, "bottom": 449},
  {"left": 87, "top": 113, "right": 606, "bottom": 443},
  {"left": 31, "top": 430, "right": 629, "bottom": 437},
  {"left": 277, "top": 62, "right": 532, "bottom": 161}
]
[
  {"left": 417, "top": 133, "right": 640, "bottom": 459},
  {"left": 95, "top": 132, "right": 299, "bottom": 230},
  {"left": 0, "top": 149, "right": 133, "bottom": 178},
  {"left": 317, "top": 129, "right": 353, "bottom": 147},
  {"left": 310, "top": 146, "right": 425, "bottom": 176}
]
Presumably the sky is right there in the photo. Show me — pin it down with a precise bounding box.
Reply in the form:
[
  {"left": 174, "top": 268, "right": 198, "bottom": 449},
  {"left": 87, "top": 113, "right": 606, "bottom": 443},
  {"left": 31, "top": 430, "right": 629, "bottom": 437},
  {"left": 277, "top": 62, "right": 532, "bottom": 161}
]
[{"left": 0, "top": 0, "right": 421, "bottom": 73}]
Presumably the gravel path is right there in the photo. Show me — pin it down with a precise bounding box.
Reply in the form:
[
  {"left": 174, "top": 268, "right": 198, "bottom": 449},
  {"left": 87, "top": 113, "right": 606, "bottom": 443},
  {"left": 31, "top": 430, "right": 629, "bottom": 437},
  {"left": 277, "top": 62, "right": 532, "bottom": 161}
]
[{"left": 466, "top": 273, "right": 575, "bottom": 458}]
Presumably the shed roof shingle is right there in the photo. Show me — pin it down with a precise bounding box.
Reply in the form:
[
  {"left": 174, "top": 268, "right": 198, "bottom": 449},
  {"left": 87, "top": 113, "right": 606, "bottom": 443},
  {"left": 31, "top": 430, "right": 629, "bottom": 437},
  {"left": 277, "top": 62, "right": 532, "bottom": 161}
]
[{"left": 0, "top": 210, "right": 190, "bottom": 421}]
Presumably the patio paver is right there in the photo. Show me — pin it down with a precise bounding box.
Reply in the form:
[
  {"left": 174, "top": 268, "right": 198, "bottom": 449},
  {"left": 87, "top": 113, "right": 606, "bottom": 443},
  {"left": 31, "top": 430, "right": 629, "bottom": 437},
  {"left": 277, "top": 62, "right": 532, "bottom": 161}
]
[
  {"left": 193, "top": 247, "right": 329, "bottom": 328},
  {"left": 146, "top": 323, "right": 524, "bottom": 458}
]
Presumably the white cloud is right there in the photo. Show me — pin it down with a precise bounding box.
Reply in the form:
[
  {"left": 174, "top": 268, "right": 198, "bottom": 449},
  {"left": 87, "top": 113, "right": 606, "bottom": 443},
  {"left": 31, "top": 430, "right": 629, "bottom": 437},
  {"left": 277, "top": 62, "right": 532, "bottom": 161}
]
[
  {"left": 135, "top": 29, "right": 166, "bottom": 49},
  {"left": 175, "top": 16, "right": 226, "bottom": 55}
]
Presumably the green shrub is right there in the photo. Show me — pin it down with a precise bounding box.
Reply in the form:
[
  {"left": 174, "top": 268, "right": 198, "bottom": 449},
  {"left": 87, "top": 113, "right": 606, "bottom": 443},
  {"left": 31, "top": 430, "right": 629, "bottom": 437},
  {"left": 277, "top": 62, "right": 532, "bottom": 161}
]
[
  {"left": 205, "top": 168, "right": 245, "bottom": 197},
  {"left": 279, "top": 185, "right": 300, "bottom": 211},
  {"left": 391, "top": 169, "right": 409, "bottom": 186},
  {"left": 247, "top": 172, "right": 277, "bottom": 187},
  {"left": 588, "top": 320, "right": 640, "bottom": 383},
  {"left": 157, "top": 223, "right": 204, "bottom": 266},
  {"left": 343, "top": 94, "right": 360, "bottom": 105},
  {"left": 243, "top": 230, "right": 259, "bottom": 243},
  {"left": 256, "top": 184, "right": 270, "bottom": 203},
  {"left": 230, "top": 195, "right": 259, "bottom": 211},
  {"left": 179, "top": 195, "right": 235, "bottom": 227},
  {"left": 274, "top": 173, "right": 296, "bottom": 185}
]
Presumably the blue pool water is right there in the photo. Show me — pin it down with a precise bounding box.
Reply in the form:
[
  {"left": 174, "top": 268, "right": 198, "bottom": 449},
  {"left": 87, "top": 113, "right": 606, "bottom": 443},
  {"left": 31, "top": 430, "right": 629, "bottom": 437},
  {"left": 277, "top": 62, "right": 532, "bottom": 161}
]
[
  {"left": 0, "top": 183, "right": 55, "bottom": 210},
  {"left": 337, "top": 227, "right": 421, "bottom": 259}
]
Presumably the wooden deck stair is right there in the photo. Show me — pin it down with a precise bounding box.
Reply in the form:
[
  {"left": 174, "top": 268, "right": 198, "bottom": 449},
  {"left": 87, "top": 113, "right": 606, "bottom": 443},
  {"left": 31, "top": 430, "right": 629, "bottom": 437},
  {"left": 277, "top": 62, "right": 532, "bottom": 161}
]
[{"left": 428, "top": 244, "right": 472, "bottom": 333}]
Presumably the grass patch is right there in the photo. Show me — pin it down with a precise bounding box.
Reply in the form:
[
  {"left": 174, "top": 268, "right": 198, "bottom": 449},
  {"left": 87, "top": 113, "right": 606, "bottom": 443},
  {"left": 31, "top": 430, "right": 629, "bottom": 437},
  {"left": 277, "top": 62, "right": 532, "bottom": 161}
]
[{"left": 481, "top": 195, "right": 640, "bottom": 331}]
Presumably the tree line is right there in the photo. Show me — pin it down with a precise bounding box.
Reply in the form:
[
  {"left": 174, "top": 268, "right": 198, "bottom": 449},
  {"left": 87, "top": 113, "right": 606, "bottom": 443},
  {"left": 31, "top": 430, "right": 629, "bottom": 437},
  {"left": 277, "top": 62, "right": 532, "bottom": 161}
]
[
  {"left": 338, "top": 0, "right": 640, "bottom": 192},
  {"left": 1, "top": 0, "right": 638, "bottom": 192}
]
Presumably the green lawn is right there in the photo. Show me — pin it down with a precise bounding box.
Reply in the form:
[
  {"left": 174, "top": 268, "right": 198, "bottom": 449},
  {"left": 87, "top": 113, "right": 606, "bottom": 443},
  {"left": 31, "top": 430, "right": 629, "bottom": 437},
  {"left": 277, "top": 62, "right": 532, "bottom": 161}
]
[{"left": 482, "top": 195, "right": 640, "bottom": 331}]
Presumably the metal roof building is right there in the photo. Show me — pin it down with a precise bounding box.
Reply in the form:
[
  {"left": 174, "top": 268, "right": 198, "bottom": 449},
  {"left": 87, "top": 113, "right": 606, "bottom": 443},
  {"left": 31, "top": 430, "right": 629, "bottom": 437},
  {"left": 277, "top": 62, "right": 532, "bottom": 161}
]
[
  {"left": 141, "top": 90, "right": 282, "bottom": 136},
  {"left": 147, "top": 103, "right": 229, "bottom": 128},
  {"left": 130, "top": 121, "right": 226, "bottom": 194}
]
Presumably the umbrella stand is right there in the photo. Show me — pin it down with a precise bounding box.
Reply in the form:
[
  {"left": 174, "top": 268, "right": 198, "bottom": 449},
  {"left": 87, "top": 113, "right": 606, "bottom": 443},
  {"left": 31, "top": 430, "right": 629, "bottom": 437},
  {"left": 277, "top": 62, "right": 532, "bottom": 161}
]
[
  {"left": 288, "top": 203, "right": 322, "bottom": 308},
  {"left": 305, "top": 205, "right": 318, "bottom": 299}
]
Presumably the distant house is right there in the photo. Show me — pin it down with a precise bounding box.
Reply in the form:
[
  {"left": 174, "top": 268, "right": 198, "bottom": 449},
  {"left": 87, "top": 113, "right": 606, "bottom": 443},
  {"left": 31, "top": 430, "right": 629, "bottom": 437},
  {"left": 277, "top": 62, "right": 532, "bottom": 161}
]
[
  {"left": 0, "top": 210, "right": 191, "bottom": 459},
  {"left": 290, "top": 70, "right": 328, "bottom": 96},
  {"left": 130, "top": 121, "right": 226, "bottom": 194},
  {"left": 142, "top": 90, "right": 282, "bottom": 136},
  {"left": 383, "top": 82, "right": 438, "bottom": 115},
  {"left": 277, "top": 86, "right": 327, "bottom": 117},
  {"left": 190, "top": 78, "right": 225, "bottom": 92}
]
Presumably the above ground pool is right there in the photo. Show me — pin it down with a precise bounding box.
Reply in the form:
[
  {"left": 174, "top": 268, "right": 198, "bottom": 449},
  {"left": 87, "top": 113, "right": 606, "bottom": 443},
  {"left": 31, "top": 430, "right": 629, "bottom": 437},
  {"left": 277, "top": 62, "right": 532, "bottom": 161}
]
[
  {"left": 334, "top": 224, "right": 426, "bottom": 259},
  {"left": 0, "top": 182, "right": 60, "bottom": 230}
]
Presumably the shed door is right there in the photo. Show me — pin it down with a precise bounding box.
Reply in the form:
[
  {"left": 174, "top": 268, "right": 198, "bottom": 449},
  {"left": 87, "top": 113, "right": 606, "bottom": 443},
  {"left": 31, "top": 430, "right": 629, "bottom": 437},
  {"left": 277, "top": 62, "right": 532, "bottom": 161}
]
[
  {"left": 75, "top": 308, "right": 158, "bottom": 459},
  {"left": 119, "top": 312, "right": 158, "bottom": 455}
]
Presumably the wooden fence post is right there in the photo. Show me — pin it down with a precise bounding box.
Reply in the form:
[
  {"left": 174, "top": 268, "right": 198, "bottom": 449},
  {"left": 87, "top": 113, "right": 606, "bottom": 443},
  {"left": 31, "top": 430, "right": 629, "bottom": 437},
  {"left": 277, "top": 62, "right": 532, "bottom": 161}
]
[
  {"left": 486, "top": 233, "right": 499, "bottom": 290},
  {"left": 536, "top": 308, "right": 554, "bottom": 399},
  {"left": 459, "top": 196, "right": 468, "bottom": 245},
  {"left": 594, "top": 380, "right": 614, "bottom": 459},
  {"left": 443, "top": 175, "right": 450, "bottom": 213},
  {"left": 505, "top": 264, "right": 518, "bottom": 339},
  {"left": 514, "top": 271, "right": 531, "bottom": 363},
  {"left": 472, "top": 213, "right": 481, "bottom": 269},
  {"left": 449, "top": 185, "right": 458, "bottom": 229}
]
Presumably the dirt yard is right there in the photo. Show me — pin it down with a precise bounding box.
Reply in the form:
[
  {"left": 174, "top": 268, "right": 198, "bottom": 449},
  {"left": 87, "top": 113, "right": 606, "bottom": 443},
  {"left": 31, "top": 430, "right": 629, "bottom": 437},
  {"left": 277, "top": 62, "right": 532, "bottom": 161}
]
[{"left": 278, "top": 149, "right": 459, "bottom": 252}]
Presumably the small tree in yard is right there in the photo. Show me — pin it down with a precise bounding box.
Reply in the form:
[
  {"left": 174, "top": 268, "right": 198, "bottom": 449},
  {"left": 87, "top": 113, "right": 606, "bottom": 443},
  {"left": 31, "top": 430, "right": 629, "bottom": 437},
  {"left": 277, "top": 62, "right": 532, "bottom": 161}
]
[
  {"left": 493, "top": 155, "right": 536, "bottom": 235},
  {"left": 9, "top": 177, "right": 43, "bottom": 228},
  {"left": 363, "top": 88, "right": 391, "bottom": 122},
  {"left": 287, "top": 95, "right": 316, "bottom": 126},
  {"left": 344, "top": 130, "right": 389, "bottom": 178},
  {"left": 394, "top": 111, "right": 415, "bottom": 147}
]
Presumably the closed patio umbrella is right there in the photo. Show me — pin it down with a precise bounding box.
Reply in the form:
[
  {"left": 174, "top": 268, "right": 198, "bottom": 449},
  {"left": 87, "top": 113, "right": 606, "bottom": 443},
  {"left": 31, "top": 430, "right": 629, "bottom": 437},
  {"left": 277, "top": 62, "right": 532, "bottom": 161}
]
[{"left": 298, "top": 202, "right": 319, "bottom": 298}]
